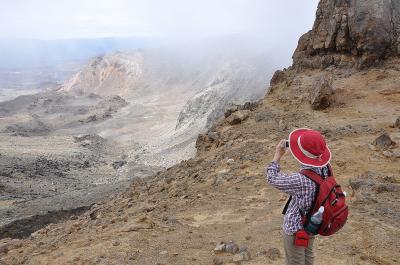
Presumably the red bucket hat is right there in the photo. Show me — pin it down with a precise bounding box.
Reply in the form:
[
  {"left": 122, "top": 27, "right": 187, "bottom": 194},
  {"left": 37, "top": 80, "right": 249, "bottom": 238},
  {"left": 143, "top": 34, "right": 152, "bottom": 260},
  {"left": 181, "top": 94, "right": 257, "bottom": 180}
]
[{"left": 288, "top": 128, "right": 331, "bottom": 167}]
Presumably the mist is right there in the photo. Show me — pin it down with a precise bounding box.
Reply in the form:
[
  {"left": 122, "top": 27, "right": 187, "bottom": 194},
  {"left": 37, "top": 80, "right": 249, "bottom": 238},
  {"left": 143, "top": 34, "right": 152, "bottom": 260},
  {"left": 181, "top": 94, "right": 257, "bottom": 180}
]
[{"left": 0, "top": 0, "right": 318, "bottom": 65}]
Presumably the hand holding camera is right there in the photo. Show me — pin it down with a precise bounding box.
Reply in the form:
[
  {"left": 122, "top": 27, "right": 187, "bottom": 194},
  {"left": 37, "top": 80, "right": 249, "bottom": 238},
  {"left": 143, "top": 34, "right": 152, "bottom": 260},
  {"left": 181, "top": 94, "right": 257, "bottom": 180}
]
[{"left": 273, "top": 139, "right": 288, "bottom": 163}]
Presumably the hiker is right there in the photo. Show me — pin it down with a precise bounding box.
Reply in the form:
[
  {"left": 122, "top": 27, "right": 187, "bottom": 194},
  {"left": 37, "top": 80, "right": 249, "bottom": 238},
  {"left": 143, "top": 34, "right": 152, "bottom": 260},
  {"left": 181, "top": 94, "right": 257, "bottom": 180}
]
[{"left": 265, "top": 128, "right": 348, "bottom": 265}]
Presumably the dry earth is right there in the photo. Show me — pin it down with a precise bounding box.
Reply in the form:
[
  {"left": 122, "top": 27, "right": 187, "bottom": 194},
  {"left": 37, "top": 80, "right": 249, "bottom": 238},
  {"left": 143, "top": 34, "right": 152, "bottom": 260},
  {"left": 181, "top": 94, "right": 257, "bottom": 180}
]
[{"left": 1, "top": 60, "right": 399, "bottom": 265}]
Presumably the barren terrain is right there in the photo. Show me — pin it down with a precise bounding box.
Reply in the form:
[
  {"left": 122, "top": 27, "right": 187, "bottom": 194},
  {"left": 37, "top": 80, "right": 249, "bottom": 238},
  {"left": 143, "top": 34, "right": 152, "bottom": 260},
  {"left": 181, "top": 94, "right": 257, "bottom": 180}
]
[
  {"left": 1, "top": 61, "right": 399, "bottom": 264},
  {"left": 0, "top": 50, "right": 271, "bottom": 242},
  {"left": 1, "top": 1, "right": 400, "bottom": 262}
]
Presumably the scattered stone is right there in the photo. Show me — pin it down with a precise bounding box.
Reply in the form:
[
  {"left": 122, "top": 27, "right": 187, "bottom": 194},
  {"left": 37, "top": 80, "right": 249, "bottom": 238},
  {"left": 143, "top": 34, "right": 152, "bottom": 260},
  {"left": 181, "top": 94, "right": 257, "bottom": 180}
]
[
  {"left": 214, "top": 241, "right": 239, "bottom": 254},
  {"left": 112, "top": 160, "right": 127, "bottom": 170},
  {"left": 349, "top": 176, "right": 373, "bottom": 190},
  {"left": 224, "top": 241, "right": 240, "bottom": 254},
  {"left": 86, "top": 115, "right": 97, "bottom": 123},
  {"left": 382, "top": 150, "right": 393, "bottom": 158},
  {"left": 265, "top": 247, "right": 281, "bottom": 261},
  {"left": 238, "top": 246, "right": 248, "bottom": 252},
  {"left": 232, "top": 249, "right": 251, "bottom": 263},
  {"left": 224, "top": 105, "right": 240, "bottom": 118},
  {"left": 112, "top": 240, "right": 120, "bottom": 246},
  {"left": 373, "top": 133, "right": 396, "bottom": 149},
  {"left": 159, "top": 250, "right": 168, "bottom": 256},
  {"left": 310, "top": 75, "right": 334, "bottom": 110},
  {"left": 255, "top": 250, "right": 267, "bottom": 257},
  {"left": 232, "top": 254, "right": 244, "bottom": 263},
  {"left": 226, "top": 159, "right": 235, "bottom": 165},
  {"left": 208, "top": 131, "right": 219, "bottom": 141},
  {"left": 242, "top": 102, "right": 258, "bottom": 111},
  {"left": 368, "top": 144, "right": 378, "bottom": 151},
  {"left": 213, "top": 175, "right": 225, "bottom": 186},
  {"left": 214, "top": 242, "right": 226, "bottom": 253},
  {"left": 227, "top": 110, "right": 250, "bottom": 125},
  {"left": 0, "top": 244, "right": 8, "bottom": 254},
  {"left": 70, "top": 215, "right": 78, "bottom": 220},
  {"left": 394, "top": 117, "right": 400, "bottom": 129}
]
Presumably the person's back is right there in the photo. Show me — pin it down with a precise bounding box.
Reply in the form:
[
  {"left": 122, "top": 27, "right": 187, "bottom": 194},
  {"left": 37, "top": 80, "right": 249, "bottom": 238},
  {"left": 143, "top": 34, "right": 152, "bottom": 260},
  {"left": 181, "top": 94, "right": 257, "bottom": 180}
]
[{"left": 265, "top": 129, "right": 332, "bottom": 265}]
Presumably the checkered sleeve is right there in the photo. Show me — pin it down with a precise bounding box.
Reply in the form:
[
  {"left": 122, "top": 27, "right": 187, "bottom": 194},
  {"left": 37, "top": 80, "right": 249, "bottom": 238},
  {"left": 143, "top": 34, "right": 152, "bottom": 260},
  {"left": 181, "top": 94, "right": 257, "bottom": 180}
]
[{"left": 265, "top": 161, "right": 302, "bottom": 196}]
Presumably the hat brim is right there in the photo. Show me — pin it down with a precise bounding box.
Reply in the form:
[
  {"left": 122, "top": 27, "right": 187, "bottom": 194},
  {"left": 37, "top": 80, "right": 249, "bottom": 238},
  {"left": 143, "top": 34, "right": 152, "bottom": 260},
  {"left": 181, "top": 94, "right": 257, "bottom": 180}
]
[{"left": 288, "top": 128, "right": 331, "bottom": 167}]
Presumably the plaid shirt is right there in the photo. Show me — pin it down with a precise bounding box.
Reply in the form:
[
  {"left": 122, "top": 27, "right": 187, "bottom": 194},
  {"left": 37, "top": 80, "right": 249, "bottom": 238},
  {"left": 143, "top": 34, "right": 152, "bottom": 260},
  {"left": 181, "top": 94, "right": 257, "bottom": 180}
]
[{"left": 266, "top": 161, "right": 328, "bottom": 235}]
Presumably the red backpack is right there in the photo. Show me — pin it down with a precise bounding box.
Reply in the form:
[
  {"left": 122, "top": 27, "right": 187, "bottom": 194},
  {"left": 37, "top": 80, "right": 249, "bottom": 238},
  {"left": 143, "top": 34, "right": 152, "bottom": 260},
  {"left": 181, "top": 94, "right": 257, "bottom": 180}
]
[{"left": 300, "top": 165, "right": 348, "bottom": 236}]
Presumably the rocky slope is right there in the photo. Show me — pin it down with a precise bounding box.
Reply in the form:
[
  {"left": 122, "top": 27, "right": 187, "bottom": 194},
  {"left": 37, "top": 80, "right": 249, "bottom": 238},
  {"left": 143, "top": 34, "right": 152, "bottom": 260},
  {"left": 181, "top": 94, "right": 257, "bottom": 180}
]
[
  {"left": 1, "top": 1, "right": 399, "bottom": 263},
  {"left": 55, "top": 49, "right": 272, "bottom": 169},
  {"left": 0, "top": 49, "right": 272, "bottom": 243},
  {"left": 2, "top": 58, "right": 399, "bottom": 265},
  {"left": 176, "top": 60, "right": 266, "bottom": 130}
]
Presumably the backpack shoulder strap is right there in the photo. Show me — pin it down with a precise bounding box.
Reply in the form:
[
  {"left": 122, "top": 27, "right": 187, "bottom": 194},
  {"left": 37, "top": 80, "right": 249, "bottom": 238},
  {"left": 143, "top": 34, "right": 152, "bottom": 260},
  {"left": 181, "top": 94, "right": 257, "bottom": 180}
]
[
  {"left": 300, "top": 169, "right": 324, "bottom": 185},
  {"left": 327, "top": 164, "right": 333, "bottom": 177},
  {"left": 282, "top": 196, "right": 292, "bottom": 215}
]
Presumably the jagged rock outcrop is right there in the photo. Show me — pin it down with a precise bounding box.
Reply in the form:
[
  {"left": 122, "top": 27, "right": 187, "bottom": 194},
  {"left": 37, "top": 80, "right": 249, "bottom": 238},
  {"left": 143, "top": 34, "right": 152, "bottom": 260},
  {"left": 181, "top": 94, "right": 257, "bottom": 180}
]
[{"left": 293, "top": 0, "right": 400, "bottom": 69}]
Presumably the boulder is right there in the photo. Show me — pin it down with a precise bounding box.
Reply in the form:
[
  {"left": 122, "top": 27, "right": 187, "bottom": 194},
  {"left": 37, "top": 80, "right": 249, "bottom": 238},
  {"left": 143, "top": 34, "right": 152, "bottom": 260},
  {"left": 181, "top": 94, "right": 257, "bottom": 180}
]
[
  {"left": 227, "top": 110, "right": 250, "bottom": 125},
  {"left": 310, "top": 76, "right": 334, "bottom": 110}
]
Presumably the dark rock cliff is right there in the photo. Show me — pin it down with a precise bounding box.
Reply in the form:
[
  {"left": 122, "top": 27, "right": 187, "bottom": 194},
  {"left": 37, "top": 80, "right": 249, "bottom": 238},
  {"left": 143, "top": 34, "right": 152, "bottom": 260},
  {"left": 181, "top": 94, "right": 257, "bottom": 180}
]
[{"left": 293, "top": 0, "right": 400, "bottom": 69}]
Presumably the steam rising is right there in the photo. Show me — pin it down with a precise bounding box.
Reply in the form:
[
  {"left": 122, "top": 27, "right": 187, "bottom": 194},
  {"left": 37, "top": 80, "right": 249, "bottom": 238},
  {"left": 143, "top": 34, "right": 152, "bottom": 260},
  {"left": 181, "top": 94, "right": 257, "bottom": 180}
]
[{"left": 0, "top": 0, "right": 319, "bottom": 85}]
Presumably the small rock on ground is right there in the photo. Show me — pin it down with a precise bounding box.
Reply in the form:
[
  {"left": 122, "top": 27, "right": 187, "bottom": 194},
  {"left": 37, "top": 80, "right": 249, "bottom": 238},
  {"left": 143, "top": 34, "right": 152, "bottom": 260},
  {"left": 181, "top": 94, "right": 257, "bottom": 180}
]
[
  {"left": 227, "top": 110, "right": 250, "bottom": 125},
  {"left": 373, "top": 133, "right": 396, "bottom": 149}
]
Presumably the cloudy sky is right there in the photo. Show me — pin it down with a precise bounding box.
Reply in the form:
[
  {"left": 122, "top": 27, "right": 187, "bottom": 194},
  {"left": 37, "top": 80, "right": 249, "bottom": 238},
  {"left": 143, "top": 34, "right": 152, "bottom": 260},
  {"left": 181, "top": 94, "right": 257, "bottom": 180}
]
[{"left": 0, "top": 0, "right": 319, "bottom": 40}]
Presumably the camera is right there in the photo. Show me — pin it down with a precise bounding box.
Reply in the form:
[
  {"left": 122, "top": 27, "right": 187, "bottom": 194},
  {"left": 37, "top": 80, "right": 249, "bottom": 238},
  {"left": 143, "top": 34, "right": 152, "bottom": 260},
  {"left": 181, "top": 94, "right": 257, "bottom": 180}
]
[{"left": 285, "top": 140, "right": 289, "bottom": 148}]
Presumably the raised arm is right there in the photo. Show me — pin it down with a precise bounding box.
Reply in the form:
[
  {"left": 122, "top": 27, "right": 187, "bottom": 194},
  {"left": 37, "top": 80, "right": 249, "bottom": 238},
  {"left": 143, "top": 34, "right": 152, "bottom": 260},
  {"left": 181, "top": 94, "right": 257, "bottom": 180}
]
[
  {"left": 265, "top": 139, "right": 302, "bottom": 196},
  {"left": 265, "top": 161, "right": 302, "bottom": 196}
]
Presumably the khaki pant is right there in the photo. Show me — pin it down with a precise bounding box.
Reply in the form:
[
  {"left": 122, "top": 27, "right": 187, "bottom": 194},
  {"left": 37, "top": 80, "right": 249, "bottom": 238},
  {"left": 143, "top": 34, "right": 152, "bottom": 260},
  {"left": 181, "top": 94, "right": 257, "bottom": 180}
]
[{"left": 283, "top": 232, "right": 315, "bottom": 265}]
